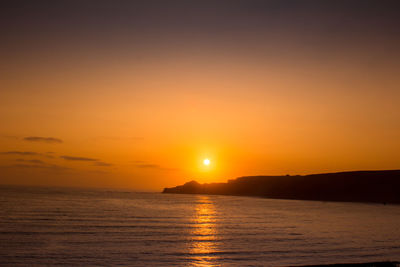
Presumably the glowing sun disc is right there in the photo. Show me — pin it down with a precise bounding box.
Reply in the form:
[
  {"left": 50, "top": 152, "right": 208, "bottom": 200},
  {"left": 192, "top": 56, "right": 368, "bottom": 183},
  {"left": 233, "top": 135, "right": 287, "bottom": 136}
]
[{"left": 203, "top": 159, "right": 210, "bottom": 166}]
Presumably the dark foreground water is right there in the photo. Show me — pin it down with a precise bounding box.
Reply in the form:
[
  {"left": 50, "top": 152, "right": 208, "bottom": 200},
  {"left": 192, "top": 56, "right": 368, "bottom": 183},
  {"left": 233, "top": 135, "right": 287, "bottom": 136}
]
[{"left": 1, "top": 186, "right": 400, "bottom": 266}]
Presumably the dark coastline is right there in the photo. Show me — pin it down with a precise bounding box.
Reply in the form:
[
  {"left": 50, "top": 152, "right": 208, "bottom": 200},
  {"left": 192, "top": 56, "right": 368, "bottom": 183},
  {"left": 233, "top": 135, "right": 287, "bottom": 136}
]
[
  {"left": 163, "top": 170, "right": 400, "bottom": 204},
  {"left": 297, "top": 262, "right": 399, "bottom": 267}
]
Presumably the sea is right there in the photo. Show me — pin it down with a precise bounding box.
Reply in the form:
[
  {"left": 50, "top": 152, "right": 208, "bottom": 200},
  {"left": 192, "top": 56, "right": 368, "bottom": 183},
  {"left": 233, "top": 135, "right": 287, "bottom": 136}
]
[{"left": 1, "top": 185, "right": 400, "bottom": 266}]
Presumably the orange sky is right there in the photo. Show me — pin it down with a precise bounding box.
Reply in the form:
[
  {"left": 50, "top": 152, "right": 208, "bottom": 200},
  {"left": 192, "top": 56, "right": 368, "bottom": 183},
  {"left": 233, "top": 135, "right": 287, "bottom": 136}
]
[{"left": 1, "top": 1, "right": 399, "bottom": 190}]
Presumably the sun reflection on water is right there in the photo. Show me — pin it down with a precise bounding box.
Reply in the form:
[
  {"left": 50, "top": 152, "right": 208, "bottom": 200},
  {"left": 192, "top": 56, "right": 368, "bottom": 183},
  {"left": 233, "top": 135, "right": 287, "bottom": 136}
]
[{"left": 189, "top": 195, "right": 219, "bottom": 266}]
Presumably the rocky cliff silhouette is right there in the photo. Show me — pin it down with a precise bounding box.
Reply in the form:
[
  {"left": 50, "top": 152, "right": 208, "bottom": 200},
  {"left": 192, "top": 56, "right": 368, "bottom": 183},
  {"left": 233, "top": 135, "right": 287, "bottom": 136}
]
[{"left": 163, "top": 170, "right": 400, "bottom": 204}]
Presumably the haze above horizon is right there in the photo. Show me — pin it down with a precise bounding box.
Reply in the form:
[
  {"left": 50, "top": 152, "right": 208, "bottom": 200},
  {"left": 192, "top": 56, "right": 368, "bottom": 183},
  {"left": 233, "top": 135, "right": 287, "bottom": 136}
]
[{"left": 1, "top": 0, "right": 400, "bottom": 190}]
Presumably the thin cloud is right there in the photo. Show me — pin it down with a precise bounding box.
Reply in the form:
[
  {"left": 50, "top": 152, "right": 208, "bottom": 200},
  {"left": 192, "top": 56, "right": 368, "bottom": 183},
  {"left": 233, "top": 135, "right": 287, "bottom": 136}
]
[
  {"left": 24, "top": 136, "right": 63, "bottom": 143},
  {"left": 130, "top": 160, "right": 146, "bottom": 164},
  {"left": 61, "top": 156, "right": 98, "bottom": 161},
  {"left": 133, "top": 162, "right": 177, "bottom": 171},
  {"left": 0, "top": 151, "right": 40, "bottom": 156},
  {"left": 136, "top": 163, "right": 161, "bottom": 169},
  {"left": 0, "top": 135, "right": 19, "bottom": 140},
  {"left": 99, "top": 136, "right": 144, "bottom": 140},
  {"left": 4, "top": 158, "right": 68, "bottom": 171},
  {"left": 94, "top": 161, "right": 113, "bottom": 167},
  {"left": 15, "top": 159, "right": 45, "bottom": 164},
  {"left": 60, "top": 155, "right": 113, "bottom": 168},
  {"left": 3, "top": 163, "right": 71, "bottom": 171},
  {"left": 0, "top": 151, "right": 55, "bottom": 158},
  {"left": 89, "top": 169, "right": 111, "bottom": 174}
]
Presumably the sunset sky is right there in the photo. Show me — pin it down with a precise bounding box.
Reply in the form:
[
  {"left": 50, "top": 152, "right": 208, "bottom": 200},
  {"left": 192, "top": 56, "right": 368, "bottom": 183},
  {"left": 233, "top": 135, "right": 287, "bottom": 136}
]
[{"left": 1, "top": 1, "right": 399, "bottom": 190}]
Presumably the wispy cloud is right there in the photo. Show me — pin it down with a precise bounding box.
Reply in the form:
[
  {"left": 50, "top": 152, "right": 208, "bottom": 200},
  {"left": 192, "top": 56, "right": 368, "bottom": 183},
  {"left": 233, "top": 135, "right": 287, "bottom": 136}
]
[
  {"left": 3, "top": 163, "right": 71, "bottom": 171},
  {"left": 136, "top": 163, "right": 161, "bottom": 169},
  {"left": 15, "top": 159, "right": 45, "bottom": 164},
  {"left": 95, "top": 136, "right": 144, "bottom": 141},
  {"left": 94, "top": 161, "right": 113, "bottom": 167},
  {"left": 0, "top": 134, "right": 19, "bottom": 140},
  {"left": 2, "top": 158, "right": 69, "bottom": 171},
  {"left": 130, "top": 160, "right": 145, "bottom": 164},
  {"left": 4, "top": 153, "right": 113, "bottom": 168},
  {"left": 0, "top": 151, "right": 55, "bottom": 158},
  {"left": 61, "top": 156, "right": 113, "bottom": 167},
  {"left": 60, "top": 156, "right": 98, "bottom": 161},
  {"left": 133, "top": 161, "right": 177, "bottom": 171},
  {"left": 24, "top": 136, "right": 63, "bottom": 143},
  {"left": 0, "top": 151, "right": 40, "bottom": 156}
]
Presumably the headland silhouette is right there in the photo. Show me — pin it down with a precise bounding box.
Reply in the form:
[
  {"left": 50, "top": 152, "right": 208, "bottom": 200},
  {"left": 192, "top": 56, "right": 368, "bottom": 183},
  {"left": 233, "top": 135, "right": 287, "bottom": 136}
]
[{"left": 163, "top": 170, "right": 400, "bottom": 204}]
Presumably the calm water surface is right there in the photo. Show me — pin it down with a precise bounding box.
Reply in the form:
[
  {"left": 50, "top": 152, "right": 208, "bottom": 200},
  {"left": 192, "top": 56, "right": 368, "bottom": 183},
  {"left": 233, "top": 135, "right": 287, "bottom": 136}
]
[{"left": 1, "top": 186, "right": 400, "bottom": 266}]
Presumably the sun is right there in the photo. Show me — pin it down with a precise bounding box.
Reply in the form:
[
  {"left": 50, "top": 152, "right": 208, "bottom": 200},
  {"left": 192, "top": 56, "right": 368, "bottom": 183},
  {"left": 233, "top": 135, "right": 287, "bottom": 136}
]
[{"left": 203, "top": 158, "right": 210, "bottom": 166}]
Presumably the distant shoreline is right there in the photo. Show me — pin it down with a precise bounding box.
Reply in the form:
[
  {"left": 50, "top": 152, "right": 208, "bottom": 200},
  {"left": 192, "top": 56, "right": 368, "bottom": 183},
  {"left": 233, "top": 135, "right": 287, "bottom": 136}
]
[
  {"left": 163, "top": 170, "right": 400, "bottom": 204},
  {"left": 296, "top": 261, "right": 399, "bottom": 267},
  {"left": 296, "top": 261, "right": 400, "bottom": 267}
]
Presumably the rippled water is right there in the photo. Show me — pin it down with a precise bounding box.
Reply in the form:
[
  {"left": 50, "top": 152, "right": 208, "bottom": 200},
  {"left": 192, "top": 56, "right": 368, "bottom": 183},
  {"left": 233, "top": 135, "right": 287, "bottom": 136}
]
[{"left": 1, "top": 186, "right": 400, "bottom": 266}]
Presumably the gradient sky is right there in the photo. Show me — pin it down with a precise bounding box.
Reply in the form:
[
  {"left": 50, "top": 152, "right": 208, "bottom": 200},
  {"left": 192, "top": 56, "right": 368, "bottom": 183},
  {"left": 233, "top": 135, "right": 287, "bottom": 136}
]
[{"left": 1, "top": 0, "right": 400, "bottom": 190}]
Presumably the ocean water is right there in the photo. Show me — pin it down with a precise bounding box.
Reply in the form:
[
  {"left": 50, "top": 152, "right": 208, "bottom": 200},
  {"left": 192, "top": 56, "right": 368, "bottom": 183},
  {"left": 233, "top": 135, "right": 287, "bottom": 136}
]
[{"left": 1, "top": 186, "right": 400, "bottom": 266}]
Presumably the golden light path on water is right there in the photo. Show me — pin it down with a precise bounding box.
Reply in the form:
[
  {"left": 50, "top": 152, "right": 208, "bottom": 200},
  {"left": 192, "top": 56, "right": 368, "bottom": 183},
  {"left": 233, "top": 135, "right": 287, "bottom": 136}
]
[{"left": 189, "top": 196, "right": 218, "bottom": 266}]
